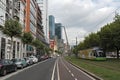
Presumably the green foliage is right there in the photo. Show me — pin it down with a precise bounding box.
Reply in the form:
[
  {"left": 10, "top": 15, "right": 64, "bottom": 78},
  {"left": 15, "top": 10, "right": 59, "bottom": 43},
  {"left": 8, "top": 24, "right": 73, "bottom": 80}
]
[
  {"left": 99, "top": 14, "right": 120, "bottom": 58},
  {"left": 73, "top": 13, "right": 120, "bottom": 59},
  {"left": 65, "top": 56, "right": 120, "bottom": 80},
  {"left": 0, "top": 19, "right": 22, "bottom": 57},
  {"left": 75, "top": 32, "right": 100, "bottom": 51},
  {"left": 72, "top": 46, "right": 79, "bottom": 57},
  {"left": 32, "top": 39, "right": 44, "bottom": 49},
  {"left": 22, "top": 32, "right": 33, "bottom": 44},
  {"left": 44, "top": 47, "right": 52, "bottom": 55},
  {"left": 54, "top": 50, "right": 62, "bottom": 54},
  {"left": 84, "top": 33, "right": 100, "bottom": 48},
  {"left": 2, "top": 19, "right": 22, "bottom": 38},
  {"left": 0, "top": 25, "right": 4, "bottom": 30}
]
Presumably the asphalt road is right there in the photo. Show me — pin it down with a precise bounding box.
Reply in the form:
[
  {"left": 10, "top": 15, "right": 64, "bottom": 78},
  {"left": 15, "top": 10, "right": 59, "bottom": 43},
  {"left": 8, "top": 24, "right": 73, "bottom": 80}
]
[
  {"left": 0, "top": 57, "right": 96, "bottom": 80},
  {"left": 1, "top": 58, "right": 56, "bottom": 80},
  {"left": 58, "top": 57, "right": 95, "bottom": 80}
]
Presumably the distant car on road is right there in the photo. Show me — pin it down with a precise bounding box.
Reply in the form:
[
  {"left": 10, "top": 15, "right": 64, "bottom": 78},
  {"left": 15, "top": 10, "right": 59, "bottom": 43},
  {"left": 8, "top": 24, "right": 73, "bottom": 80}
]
[
  {"left": 0, "top": 59, "right": 17, "bottom": 76},
  {"left": 40, "top": 55, "right": 49, "bottom": 61}
]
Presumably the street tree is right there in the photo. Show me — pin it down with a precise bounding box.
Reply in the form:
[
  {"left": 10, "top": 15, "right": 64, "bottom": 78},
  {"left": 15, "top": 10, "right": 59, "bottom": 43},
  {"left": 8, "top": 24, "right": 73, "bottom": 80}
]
[
  {"left": 84, "top": 33, "right": 100, "bottom": 48},
  {"left": 0, "top": 19, "right": 22, "bottom": 58},
  {"left": 32, "top": 39, "right": 44, "bottom": 49},
  {"left": 99, "top": 13, "right": 120, "bottom": 59},
  {"left": 32, "top": 39, "right": 45, "bottom": 55},
  {"left": 22, "top": 32, "right": 33, "bottom": 44},
  {"left": 21, "top": 32, "right": 33, "bottom": 55},
  {"left": 99, "top": 24, "right": 113, "bottom": 53}
]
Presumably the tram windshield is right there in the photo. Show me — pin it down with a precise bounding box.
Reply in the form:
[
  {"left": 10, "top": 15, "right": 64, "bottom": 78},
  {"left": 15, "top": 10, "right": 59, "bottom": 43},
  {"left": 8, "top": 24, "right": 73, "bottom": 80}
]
[
  {"left": 93, "top": 50, "right": 104, "bottom": 57},
  {"left": 97, "top": 51, "right": 104, "bottom": 57}
]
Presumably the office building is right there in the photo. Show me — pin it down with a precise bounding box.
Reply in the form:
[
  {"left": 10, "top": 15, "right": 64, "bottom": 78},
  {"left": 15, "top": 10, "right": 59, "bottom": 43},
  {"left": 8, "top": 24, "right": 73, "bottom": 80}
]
[
  {"left": 49, "top": 15, "right": 55, "bottom": 39},
  {"left": 55, "top": 23, "right": 62, "bottom": 39}
]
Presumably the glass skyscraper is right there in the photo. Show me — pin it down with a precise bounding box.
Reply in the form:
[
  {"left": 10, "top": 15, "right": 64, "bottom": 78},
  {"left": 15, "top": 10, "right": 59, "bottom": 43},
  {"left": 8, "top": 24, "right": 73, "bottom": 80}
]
[
  {"left": 55, "top": 23, "right": 62, "bottom": 39},
  {"left": 49, "top": 15, "right": 55, "bottom": 39}
]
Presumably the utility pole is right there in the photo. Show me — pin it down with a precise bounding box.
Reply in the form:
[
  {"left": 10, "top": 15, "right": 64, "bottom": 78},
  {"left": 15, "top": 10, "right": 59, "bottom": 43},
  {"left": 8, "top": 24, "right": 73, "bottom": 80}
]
[{"left": 76, "top": 37, "right": 77, "bottom": 46}]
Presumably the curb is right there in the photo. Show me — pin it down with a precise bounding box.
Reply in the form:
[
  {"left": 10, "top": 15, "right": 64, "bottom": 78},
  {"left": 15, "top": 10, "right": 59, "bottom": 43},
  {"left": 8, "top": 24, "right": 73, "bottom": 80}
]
[{"left": 67, "top": 61, "right": 103, "bottom": 80}]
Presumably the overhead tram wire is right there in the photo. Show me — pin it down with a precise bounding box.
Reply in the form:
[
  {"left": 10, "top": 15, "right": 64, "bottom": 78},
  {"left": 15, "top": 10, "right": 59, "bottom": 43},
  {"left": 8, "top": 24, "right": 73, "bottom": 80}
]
[{"left": 92, "top": 7, "right": 120, "bottom": 30}]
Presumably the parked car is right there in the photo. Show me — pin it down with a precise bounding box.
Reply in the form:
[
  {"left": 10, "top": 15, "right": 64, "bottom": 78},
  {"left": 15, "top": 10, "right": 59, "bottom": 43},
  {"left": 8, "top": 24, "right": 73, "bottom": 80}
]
[
  {"left": 11, "top": 58, "right": 27, "bottom": 69},
  {"left": 35, "top": 55, "right": 41, "bottom": 62},
  {"left": 24, "top": 57, "right": 33, "bottom": 66},
  {"left": 29, "top": 56, "right": 38, "bottom": 63},
  {"left": 0, "top": 59, "right": 17, "bottom": 76}
]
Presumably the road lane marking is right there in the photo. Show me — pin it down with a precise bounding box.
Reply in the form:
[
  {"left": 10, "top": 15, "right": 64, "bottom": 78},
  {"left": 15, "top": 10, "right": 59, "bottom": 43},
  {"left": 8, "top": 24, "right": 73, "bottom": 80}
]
[
  {"left": 71, "top": 73, "right": 74, "bottom": 77},
  {"left": 68, "top": 70, "right": 71, "bottom": 73},
  {"left": 57, "top": 59, "right": 60, "bottom": 80},
  {"left": 0, "top": 59, "right": 50, "bottom": 80},
  {"left": 60, "top": 58, "right": 77, "bottom": 80},
  {"left": 65, "top": 60, "right": 96, "bottom": 80},
  {"left": 66, "top": 67, "right": 69, "bottom": 70},
  {"left": 51, "top": 59, "right": 57, "bottom": 80}
]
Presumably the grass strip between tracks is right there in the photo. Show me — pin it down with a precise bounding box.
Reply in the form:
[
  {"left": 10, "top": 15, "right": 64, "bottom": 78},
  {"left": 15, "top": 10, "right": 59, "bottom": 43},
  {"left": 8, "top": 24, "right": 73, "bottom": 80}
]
[{"left": 65, "top": 56, "right": 120, "bottom": 80}]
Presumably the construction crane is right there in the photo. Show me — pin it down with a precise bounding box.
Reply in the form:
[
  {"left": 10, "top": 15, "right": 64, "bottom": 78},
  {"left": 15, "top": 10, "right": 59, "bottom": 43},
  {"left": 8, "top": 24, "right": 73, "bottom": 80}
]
[{"left": 63, "top": 26, "right": 70, "bottom": 55}]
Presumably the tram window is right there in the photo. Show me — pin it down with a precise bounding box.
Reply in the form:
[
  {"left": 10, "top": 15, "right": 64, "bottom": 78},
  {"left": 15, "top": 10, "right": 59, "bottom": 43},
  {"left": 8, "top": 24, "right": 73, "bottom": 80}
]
[
  {"left": 93, "top": 50, "right": 97, "bottom": 57},
  {"left": 98, "top": 52, "right": 104, "bottom": 57},
  {"left": 92, "top": 51, "right": 95, "bottom": 56},
  {"left": 90, "top": 52, "right": 92, "bottom": 56},
  {"left": 93, "top": 53, "right": 95, "bottom": 56}
]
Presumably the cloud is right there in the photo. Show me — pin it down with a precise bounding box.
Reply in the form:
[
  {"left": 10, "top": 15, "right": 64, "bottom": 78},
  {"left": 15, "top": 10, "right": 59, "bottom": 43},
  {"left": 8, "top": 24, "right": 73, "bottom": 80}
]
[
  {"left": 48, "top": 0, "right": 120, "bottom": 45},
  {"left": 62, "top": 27, "right": 87, "bottom": 45}
]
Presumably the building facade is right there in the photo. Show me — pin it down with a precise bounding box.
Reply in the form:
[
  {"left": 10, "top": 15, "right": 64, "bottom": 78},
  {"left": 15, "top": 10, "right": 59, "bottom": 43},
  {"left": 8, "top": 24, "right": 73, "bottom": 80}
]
[
  {"left": 36, "top": 4, "right": 44, "bottom": 41},
  {"left": 55, "top": 23, "right": 62, "bottom": 39},
  {"left": 0, "top": 0, "right": 44, "bottom": 59},
  {"left": 0, "top": 0, "right": 25, "bottom": 59},
  {"left": 25, "top": 0, "right": 37, "bottom": 56},
  {"left": 49, "top": 15, "right": 55, "bottom": 39},
  {"left": 37, "top": 0, "right": 49, "bottom": 42},
  {"left": 36, "top": 3, "right": 45, "bottom": 55}
]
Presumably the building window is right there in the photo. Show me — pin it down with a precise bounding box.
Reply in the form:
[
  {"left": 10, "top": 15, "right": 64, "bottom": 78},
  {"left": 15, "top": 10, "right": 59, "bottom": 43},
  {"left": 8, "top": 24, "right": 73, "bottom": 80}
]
[
  {"left": 17, "top": 42, "right": 19, "bottom": 52},
  {"left": 1, "top": 37, "right": 6, "bottom": 59}
]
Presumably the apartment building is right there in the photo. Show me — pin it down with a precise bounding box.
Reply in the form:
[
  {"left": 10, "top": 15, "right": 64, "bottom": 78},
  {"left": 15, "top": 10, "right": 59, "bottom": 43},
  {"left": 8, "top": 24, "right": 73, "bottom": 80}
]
[
  {"left": 0, "top": 0, "right": 44, "bottom": 59},
  {"left": 0, "top": 0, "right": 25, "bottom": 59},
  {"left": 36, "top": 4, "right": 45, "bottom": 55},
  {"left": 37, "top": 0, "right": 49, "bottom": 43},
  {"left": 25, "top": 0, "right": 37, "bottom": 56}
]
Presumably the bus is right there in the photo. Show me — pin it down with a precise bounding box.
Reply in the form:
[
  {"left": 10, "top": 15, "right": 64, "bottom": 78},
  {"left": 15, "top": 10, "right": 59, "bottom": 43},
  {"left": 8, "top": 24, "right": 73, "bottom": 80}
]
[{"left": 78, "top": 47, "right": 106, "bottom": 60}]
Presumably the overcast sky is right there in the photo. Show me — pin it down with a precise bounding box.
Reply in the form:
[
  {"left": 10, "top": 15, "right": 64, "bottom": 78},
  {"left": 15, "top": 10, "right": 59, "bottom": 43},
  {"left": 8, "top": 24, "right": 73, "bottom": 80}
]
[{"left": 48, "top": 0, "right": 120, "bottom": 45}]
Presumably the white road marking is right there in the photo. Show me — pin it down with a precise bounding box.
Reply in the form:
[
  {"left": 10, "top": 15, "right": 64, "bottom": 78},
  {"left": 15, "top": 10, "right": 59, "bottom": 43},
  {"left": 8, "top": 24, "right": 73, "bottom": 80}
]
[
  {"left": 75, "top": 78, "right": 78, "bottom": 80},
  {"left": 51, "top": 59, "right": 57, "bottom": 80},
  {"left": 60, "top": 58, "right": 77, "bottom": 80},
  {"left": 0, "top": 59, "right": 49, "bottom": 80},
  {"left": 71, "top": 73, "right": 74, "bottom": 77},
  {"left": 65, "top": 60, "right": 96, "bottom": 80},
  {"left": 57, "top": 59, "right": 60, "bottom": 80},
  {"left": 66, "top": 67, "right": 69, "bottom": 70},
  {"left": 69, "top": 70, "right": 71, "bottom": 73}
]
